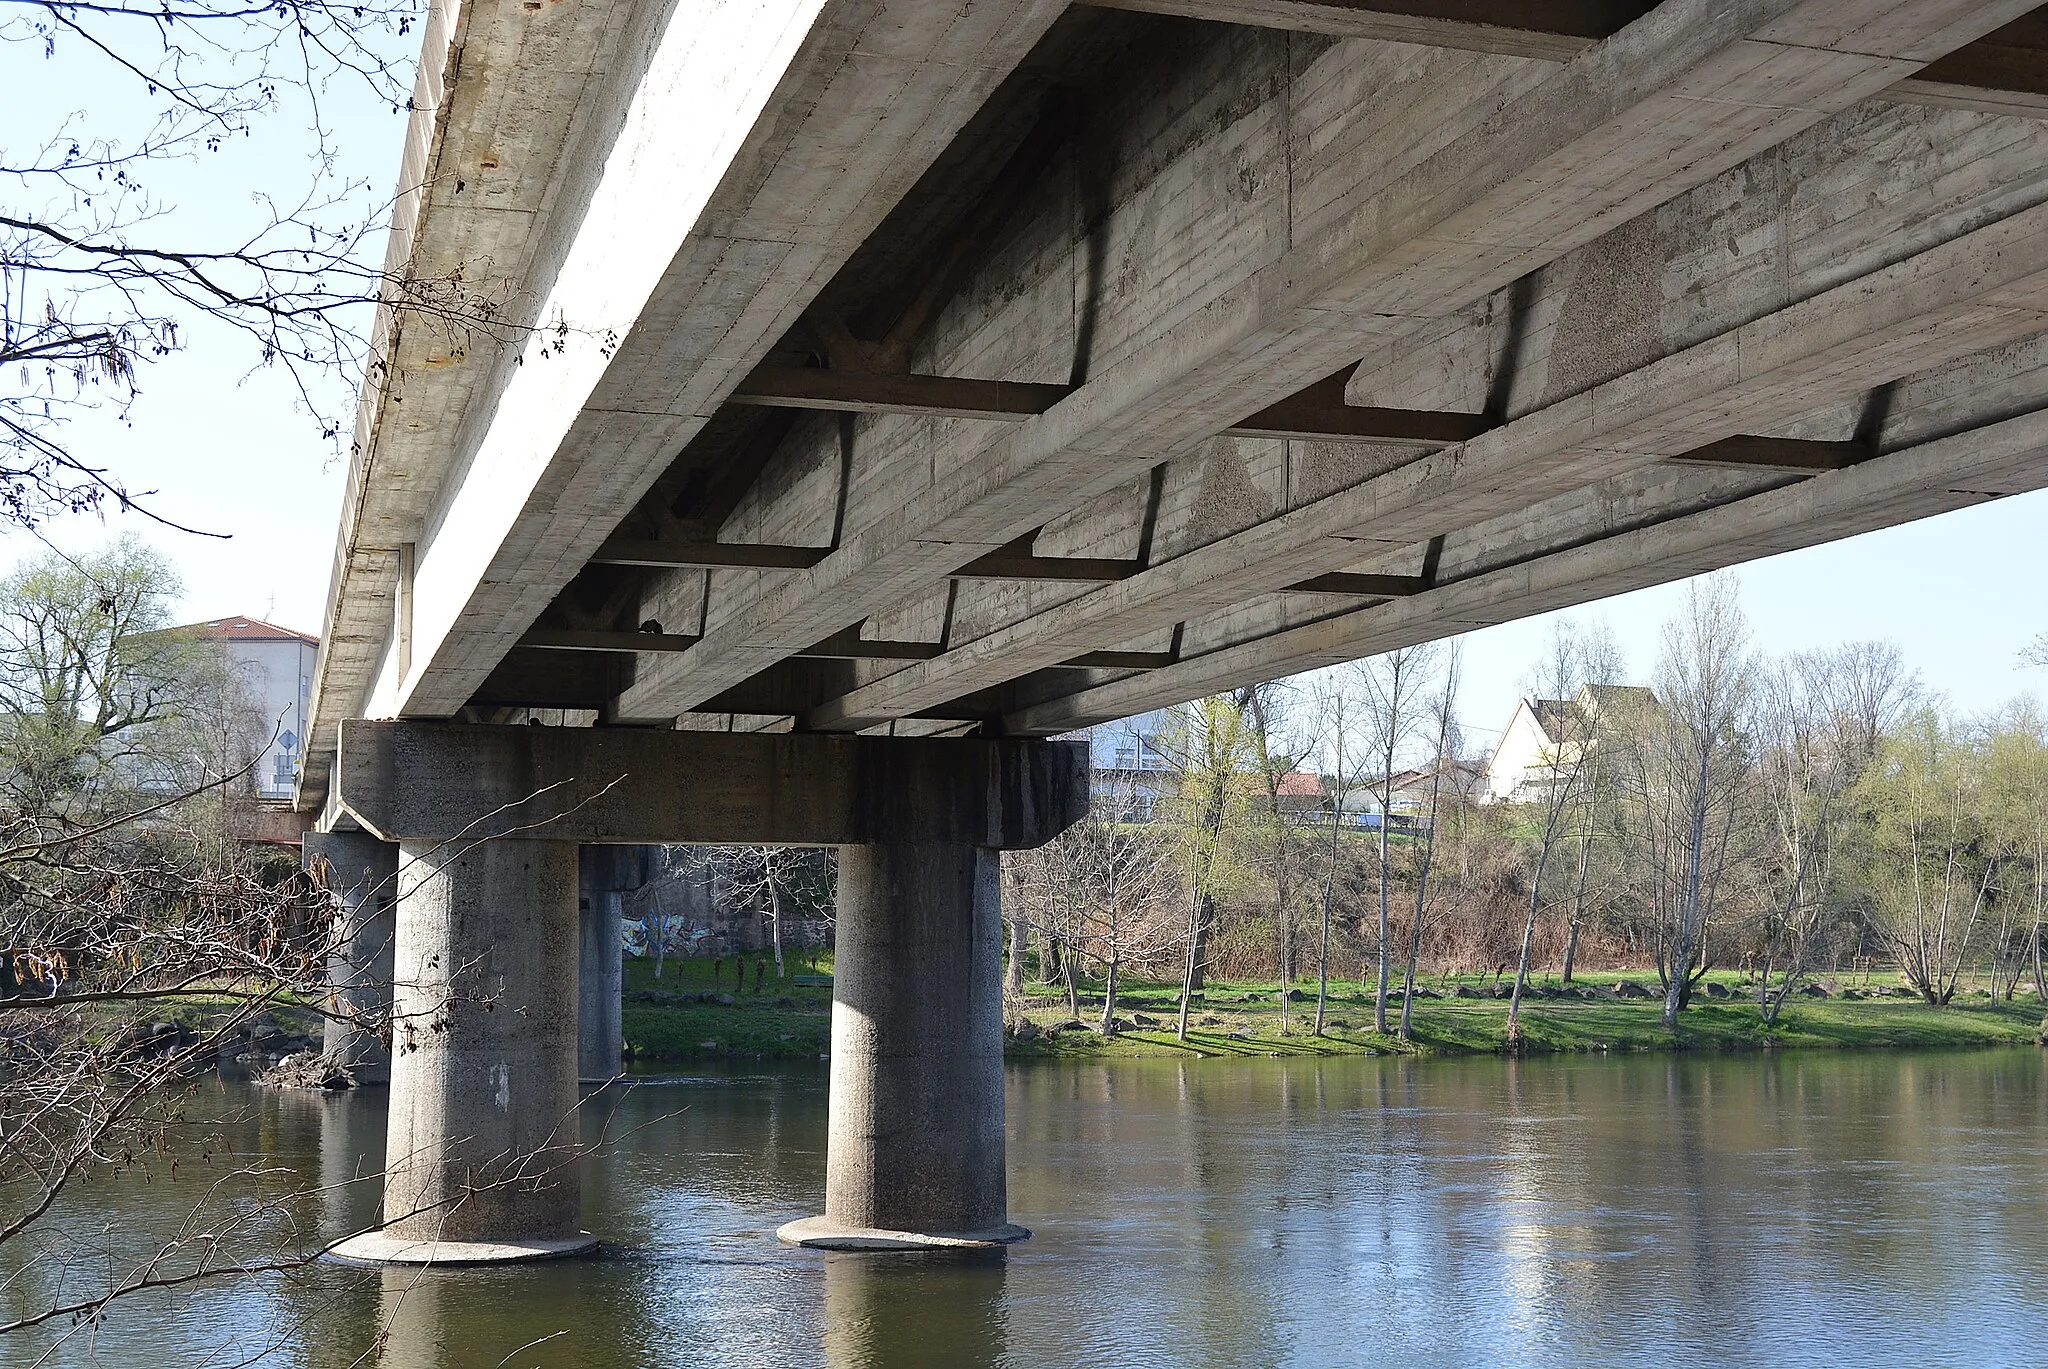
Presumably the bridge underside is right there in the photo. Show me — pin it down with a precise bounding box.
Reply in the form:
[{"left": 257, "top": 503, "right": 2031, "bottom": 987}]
[{"left": 306, "top": 0, "right": 2048, "bottom": 799}]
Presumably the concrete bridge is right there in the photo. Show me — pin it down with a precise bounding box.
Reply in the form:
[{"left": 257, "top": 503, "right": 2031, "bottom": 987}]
[{"left": 299, "top": 0, "right": 2048, "bottom": 1261}]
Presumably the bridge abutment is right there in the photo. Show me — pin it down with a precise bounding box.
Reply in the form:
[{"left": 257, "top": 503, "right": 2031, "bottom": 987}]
[{"left": 304, "top": 831, "right": 399, "bottom": 1083}]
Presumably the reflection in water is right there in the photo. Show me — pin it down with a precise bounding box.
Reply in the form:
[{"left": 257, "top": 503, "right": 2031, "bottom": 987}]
[
  {"left": 822, "top": 1251, "right": 1008, "bottom": 1369},
  {"left": 5, "top": 1052, "right": 2047, "bottom": 1367}
]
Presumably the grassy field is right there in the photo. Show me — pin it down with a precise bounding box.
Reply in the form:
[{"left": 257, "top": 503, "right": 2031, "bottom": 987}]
[
  {"left": 616, "top": 956, "right": 2047, "bottom": 1063},
  {"left": 620, "top": 951, "right": 837, "bottom": 1062}
]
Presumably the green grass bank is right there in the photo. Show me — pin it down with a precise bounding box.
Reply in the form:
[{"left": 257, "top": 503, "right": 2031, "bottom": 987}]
[{"left": 619, "top": 956, "right": 2047, "bottom": 1063}]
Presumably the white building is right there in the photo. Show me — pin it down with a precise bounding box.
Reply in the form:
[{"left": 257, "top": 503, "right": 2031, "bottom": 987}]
[
  {"left": 180, "top": 617, "right": 319, "bottom": 800},
  {"left": 1087, "top": 709, "right": 1175, "bottom": 821},
  {"left": 1481, "top": 684, "right": 1654, "bottom": 804}
]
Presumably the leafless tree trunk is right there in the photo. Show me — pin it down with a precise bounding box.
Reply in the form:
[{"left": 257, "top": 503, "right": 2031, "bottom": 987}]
[
  {"left": 1006, "top": 913, "right": 1028, "bottom": 999},
  {"left": 1507, "top": 624, "right": 1615, "bottom": 1045},
  {"left": 1354, "top": 648, "right": 1436, "bottom": 1034},
  {"left": 1400, "top": 646, "right": 1461, "bottom": 1042}
]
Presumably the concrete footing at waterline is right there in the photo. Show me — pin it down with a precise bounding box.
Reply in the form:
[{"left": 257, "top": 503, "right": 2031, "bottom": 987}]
[
  {"left": 326, "top": 1231, "right": 600, "bottom": 1267},
  {"left": 776, "top": 1216, "right": 1030, "bottom": 1251}
]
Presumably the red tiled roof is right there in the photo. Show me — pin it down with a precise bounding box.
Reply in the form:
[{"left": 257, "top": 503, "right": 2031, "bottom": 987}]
[
  {"left": 176, "top": 616, "right": 318, "bottom": 645},
  {"left": 1276, "top": 771, "right": 1326, "bottom": 798}
]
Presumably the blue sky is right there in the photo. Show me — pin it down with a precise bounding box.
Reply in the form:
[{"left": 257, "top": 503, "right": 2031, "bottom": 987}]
[{"left": 6, "top": 22, "right": 2043, "bottom": 741}]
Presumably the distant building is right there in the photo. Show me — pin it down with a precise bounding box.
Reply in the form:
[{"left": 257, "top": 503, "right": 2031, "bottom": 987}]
[
  {"left": 1332, "top": 760, "right": 1485, "bottom": 830},
  {"left": 177, "top": 616, "right": 319, "bottom": 801},
  {"left": 1482, "top": 683, "right": 1655, "bottom": 803},
  {"left": 1273, "top": 769, "right": 1327, "bottom": 818},
  {"left": 1089, "top": 709, "right": 1175, "bottom": 821}
]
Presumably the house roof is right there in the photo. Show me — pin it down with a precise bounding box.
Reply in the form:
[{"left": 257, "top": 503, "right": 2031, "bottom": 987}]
[
  {"left": 1530, "top": 697, "right": 1572, "bottom": 744},
  {"left": 1275, "top": 771, "right": 1325, "bottom": 798},
  {"left": 174, "top": 616, "right": 319, "bottom": 646},
  {"left": 1580, "top": 683, "right": 1657, "bottom": 713}
]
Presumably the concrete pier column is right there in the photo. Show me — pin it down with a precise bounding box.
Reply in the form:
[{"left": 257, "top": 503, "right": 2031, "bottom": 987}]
[
  {"left": 305, "top": 831, "right": 399, "bottom": 1083},
  {"left": 578, "top": 846, "right": 644, "bottom": 1083},
  {"left": 779, "top": 841, "right": 1024, "bottom": 1249},
  {"left": 329, "top": 837, "right": 594, "bottom": 1265}
]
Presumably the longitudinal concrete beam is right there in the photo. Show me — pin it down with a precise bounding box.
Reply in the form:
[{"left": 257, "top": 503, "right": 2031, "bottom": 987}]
[
  {"left": 300, "top": 0, "right": 1069, "bottom": 806},
  {"left": 616, "top": 0, "right": 2035, "bottom": 724},
  {"left": 802, "top": 197, "right": 2048, "bottom": 729},
  {"left": 373, "top": 1, "right": 1067, "bottom": 720},
  {"left": 1006, "top": 403, "right": 2048, "bottom": 731},
  {"left": 334, "top": 721, "right": 1086, "bottom": 848}
]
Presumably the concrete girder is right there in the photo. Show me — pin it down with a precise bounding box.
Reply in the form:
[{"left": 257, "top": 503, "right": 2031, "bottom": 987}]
[
  {"left": 387, "top": 0, "right": 1073, "bottom": 717},
  {"left": 300, "top": 0, "right": 1071, "bottom": 805},
  {"left": 1082, "top": 0, "right": 2048, "bottom": 116},
  {"left": 798, "top": 196, "right": 2048, "bottom": 729},
  {"left": 332, "top": 720, "right": 1087, "bottom": 848},
  {"left": 610, "top": 0, "right": 2034, "bottom": 724},
  {"left": 307, "top": 0, "right": 643, "bottom": 799},
  {"left": 1007, "top": 400, "right": 2048, "bottom": 731}
]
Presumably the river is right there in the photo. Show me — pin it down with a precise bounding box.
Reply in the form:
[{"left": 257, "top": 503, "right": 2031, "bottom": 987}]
[{"left": 7, "top": 1049, "right": 2045, "bottom": 1367}]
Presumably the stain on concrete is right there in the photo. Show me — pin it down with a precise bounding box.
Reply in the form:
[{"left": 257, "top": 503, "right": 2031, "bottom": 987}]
[
  {"left": 1186, "top": 438, "right": 1276, "bottom": 546},
  {"left": 1542, "top": 211, "right": 1664, "bottom": 404},
  {"left": 1292, "top": 440, "right": 1415, "bottom": 508}
]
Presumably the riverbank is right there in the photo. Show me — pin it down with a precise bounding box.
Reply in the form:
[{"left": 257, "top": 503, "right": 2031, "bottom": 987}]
[{"left": 618, "top": 957, "right": 2047, "bottom": 1062}]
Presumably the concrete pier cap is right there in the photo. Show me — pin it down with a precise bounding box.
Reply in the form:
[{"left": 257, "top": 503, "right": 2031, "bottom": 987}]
[{"left": 325, "top": 721, "right": 1087, "bottom": 1263}]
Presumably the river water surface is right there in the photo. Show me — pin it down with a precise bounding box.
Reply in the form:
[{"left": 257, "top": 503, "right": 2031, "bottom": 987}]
[{"left": 8, "top": 1049, "right": 2046, "bottom": 1367}]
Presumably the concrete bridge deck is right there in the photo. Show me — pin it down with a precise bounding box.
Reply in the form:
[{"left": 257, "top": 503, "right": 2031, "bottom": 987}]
[{"left": 297, "top": 0, "right": 2048, "bottom": 1263}]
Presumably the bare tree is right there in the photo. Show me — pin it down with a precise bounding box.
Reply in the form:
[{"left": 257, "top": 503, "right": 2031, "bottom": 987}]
[
  {"left": 1354, "top": 645, "right": 1438, "bottom": 1034},
  {"left": 1308, "top": 670, "right": 1361, "bottom": 1036},
  {"left": 1752, "top": 643, "right": 1916, "bottom": 1021},
  {"left": 1504, "top": 623, "right": 1618, "bottom": 1045},
  {"left": 1243, "top": 683, "right": 1311, "bottom": 1031},
  {"left": 3, "top": 0, "right": 522, "bottom": 525},
  {"left": 1399, "top": 644, "right": 1462, "bottom": 1042},
  {"left": 1154, "top": 693, "right": 1257, "bottom": 1040},
  {"left": 678, "top": 846, "right": 834, "bottom": 984},
  {"left": 1613, "top": 578, "right": 1760, "bottom": 1029},
  {"left": 1983, "top": 702, "right": 2048, "bottom": 1001},
  {"left": 1007, "top": 764, "right": 1182, "bottom": 1036},
  {"left": 1857, "top": 709, "right": 1996, "bottom": 1005}
]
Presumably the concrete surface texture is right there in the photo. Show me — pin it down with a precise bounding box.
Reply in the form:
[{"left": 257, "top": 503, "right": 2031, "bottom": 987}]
[
  {"left": 342, "top": 836, "right": 591, "bottom": 1259},
  {"left": 304, "top": 830, "right": 400, "bottom": 1082},
  {"left": 780, "top": 841, "right": 1026, "bottom": 1249},
  {"left": 334, "top": 721, "right": 1089, "bottom": 848}
]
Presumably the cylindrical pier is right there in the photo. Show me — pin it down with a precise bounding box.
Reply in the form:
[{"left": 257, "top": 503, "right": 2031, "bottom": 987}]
[
  {"left": 305, "top": 831, "right": 400, "bottom": 1083},
  {"left": 779, "top": 841, "right": 1024, "bottom": 1249},
  {"left": 577, "top": 848, "right": 627, "bottom": 1083},
  {"left": 329, "top": 836, "right": 593, "bottom": 1265}
]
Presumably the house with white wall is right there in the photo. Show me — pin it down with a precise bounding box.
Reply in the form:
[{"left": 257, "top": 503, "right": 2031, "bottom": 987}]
[
  {"left": 179, "top": 617, "right": 319, "bottom": 800},
  {"left": 1482, "top": 684, "right": 1654, "bottom": 804},
  {"left": 1088, "top": 709, "right": 1175, "bottom": 821}
]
